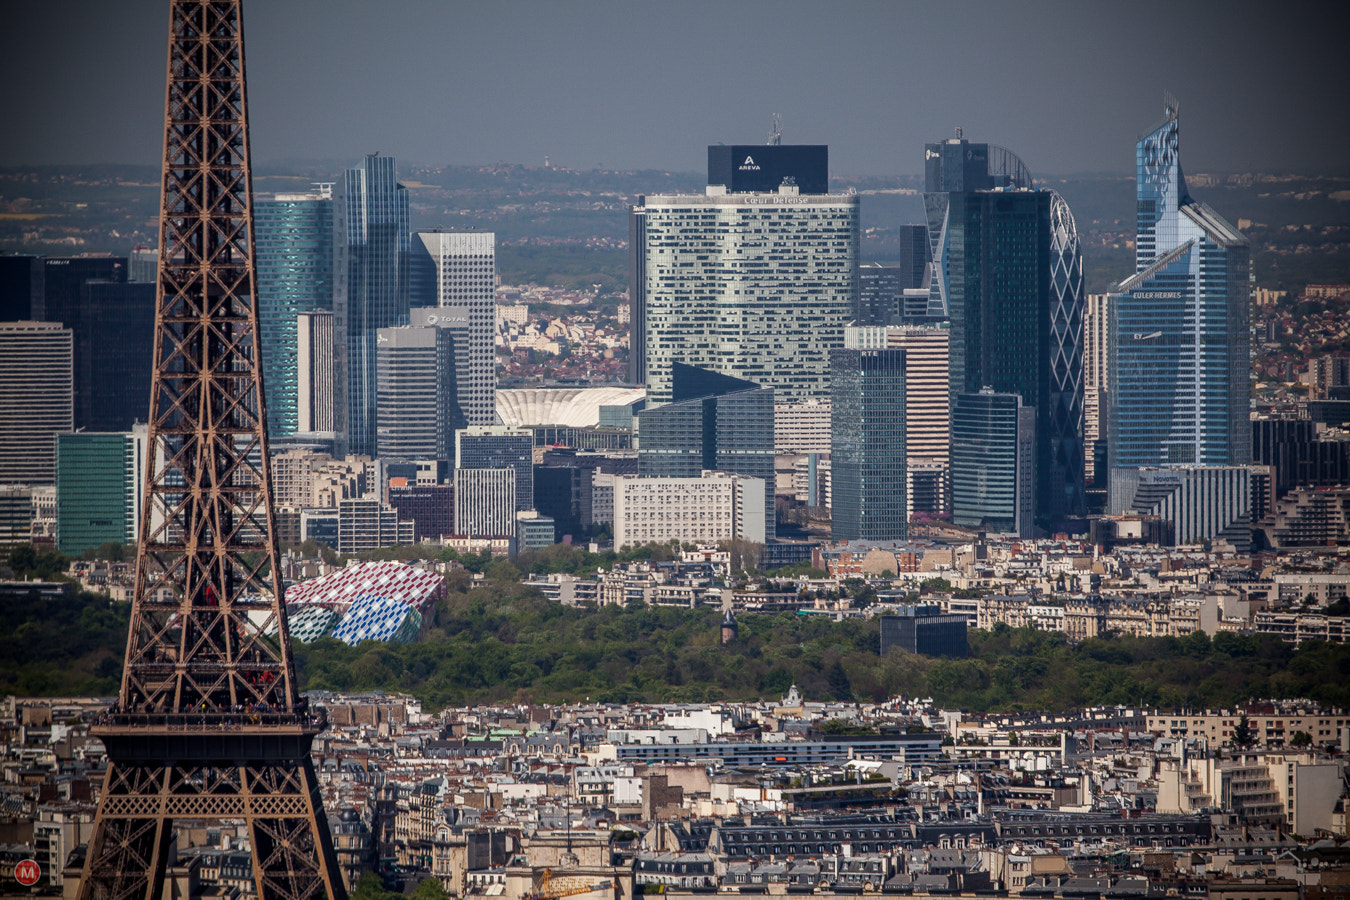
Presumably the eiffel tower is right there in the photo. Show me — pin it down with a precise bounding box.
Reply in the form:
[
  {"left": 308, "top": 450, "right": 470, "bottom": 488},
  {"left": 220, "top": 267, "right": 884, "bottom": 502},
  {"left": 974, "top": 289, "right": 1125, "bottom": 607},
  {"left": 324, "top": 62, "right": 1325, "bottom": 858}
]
[{"left": 79, "top": 2, "right": 345, "bottom": 898}]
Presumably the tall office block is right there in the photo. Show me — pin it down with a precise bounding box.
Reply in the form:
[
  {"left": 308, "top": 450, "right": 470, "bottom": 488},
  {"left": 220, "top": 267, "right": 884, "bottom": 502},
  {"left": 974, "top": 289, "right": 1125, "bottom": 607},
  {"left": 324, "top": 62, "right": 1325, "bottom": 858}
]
[
  {"left": 297, "top": 309, "right": 336, "bottom": 433},
  {"left": 925, "top": 136, "right": 1084, "bottom": 524},
  {"left": 55, "top": 428, "right": 147, "bottom": 556},
  {"left": 457, "top": 426, "right": 534, "bottom": 511},
  {"left": 76, "top": 281, "right": 156, "bottom": 432},
  {"left": 951, "top": 389, "right": 1036, "bottom": 537},
  {"left": 334, "top": 155, "right": 411, "bottom": 457},
  {"left": 376, "top": 324, "right": 457, "bottom": 461},
  {"left": 128, "top": 247, "right": 159, "bottom": 283},
  {"left": 408, "top": 232, "right": 496, "bottom": 427},
  {"left": 1109, "top": 100, "right": 1251, "bottom": 510},
  {"left": 631, "top": 144, "right": 858, "bottom": 406},
  {"left": 637, "top": 362, "right": 776, "bottom": 539},
  {"left": 255, "top": 189, "right": 333, "bottom": 436},
  {"left": 1083, "top": 293, "right": 1111, "bottom": 485},
  {"left": 856, "top": 227, "right": 929, "bottom": 326},
  {"left": 847, "top": 323, "right": 951, "bottom": 464},
  {"left": 0, "top": 255, "right": 42, "bottom": 321},
  {"left": 35, "top": 256, "right": 125, "bottom": 322},
  {"left": 389, "top": 483, "right": 454, "bottom": 541},
  {"left": 0, "top": 321, "right": 72, "bottom": 485},
  {"left": 830, "top": 348, "right": 907, "bottom": 542},
  {"left": 774, "top": 399, "right": 832, "bottom": 455},
  {"left": 28, "top": 257, "right": 150, "bottom": 432},
  {"left": 454, "top": 467, "right": 516, "bottom": 537}
]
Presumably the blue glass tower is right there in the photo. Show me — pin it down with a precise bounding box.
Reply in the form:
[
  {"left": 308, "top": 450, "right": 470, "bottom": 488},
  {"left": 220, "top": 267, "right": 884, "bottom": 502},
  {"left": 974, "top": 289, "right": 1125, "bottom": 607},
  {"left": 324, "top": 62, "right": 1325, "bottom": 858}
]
[
  {"left": 255, "top": 189, "right": 333, "bottom": 436},
  {"left": 830, "top": 347, "right": 907, "bottom": 541},
  {"left": 1108, "top": 100, "right": 1250, "bottom": 508},
  {"left": 334, "top": 155, "right": 411, "bottom": 456}
]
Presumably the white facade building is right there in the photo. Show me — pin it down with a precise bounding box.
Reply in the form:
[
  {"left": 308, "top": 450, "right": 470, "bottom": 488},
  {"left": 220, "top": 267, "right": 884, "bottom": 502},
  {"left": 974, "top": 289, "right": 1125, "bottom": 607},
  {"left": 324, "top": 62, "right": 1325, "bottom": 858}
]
[
  {"left": 613, "top": 472, "right": 766, "bottom": 549},
  {"left": 454, "top": 467, "right": 516, "bottom": 538},
  {"left": 633, "top": 186, "right": 859, "bottom": 406},
  {"left": 409, "top": 231, "right": 497, "bottom": 427},
  {"left": 774, "top": 399, "right": 832, "bottom": 455}
]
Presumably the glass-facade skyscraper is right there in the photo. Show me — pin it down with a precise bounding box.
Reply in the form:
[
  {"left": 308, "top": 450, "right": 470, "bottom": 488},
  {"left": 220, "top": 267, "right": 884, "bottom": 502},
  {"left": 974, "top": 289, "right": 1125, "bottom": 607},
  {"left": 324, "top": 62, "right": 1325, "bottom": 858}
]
[
  {"left": 255, "top": 189, "right": 333, "bottom": 437},
  {"left": 951, "top": 388, "right": 1036, "bottom": 537},
  {"left": 55, "top": 428, "right": 147, "bottom": 556},
  {"left": 830, "top": 347, "right": 907, "bottom": 542},
  {"left": 334, "top": 156, "right": 411, "bottom": 457},
  {"left": 925, "top": 136, "right": 1085, "bottom": 525},
  {"left": 1107, "top": 101, "right": 1251, "bottom": 510}
]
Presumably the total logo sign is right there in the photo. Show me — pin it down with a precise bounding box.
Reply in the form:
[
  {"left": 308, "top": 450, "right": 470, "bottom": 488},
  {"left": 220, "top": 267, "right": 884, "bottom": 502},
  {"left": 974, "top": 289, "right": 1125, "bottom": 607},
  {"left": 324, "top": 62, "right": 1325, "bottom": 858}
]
[
  {"left": 737, "top": 155, "right": 760, "bottom": 172},
  {"left": 14, "top": 858, "right": 41, "bottom": 886}
]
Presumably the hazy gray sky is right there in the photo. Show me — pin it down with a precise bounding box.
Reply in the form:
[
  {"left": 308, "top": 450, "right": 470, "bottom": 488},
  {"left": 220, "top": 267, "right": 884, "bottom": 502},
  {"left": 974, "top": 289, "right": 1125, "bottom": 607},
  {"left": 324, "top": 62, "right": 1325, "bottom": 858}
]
[{"left": 2, "top": 0, "right": 1344, "bottom": 176}]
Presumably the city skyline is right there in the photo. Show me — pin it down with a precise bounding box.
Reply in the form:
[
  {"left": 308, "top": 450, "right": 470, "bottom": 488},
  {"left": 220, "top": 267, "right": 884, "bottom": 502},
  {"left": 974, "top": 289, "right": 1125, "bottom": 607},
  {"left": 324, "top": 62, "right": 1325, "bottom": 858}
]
[{"left": 1, "top": 1, "right": 1345, "bottom": 177}]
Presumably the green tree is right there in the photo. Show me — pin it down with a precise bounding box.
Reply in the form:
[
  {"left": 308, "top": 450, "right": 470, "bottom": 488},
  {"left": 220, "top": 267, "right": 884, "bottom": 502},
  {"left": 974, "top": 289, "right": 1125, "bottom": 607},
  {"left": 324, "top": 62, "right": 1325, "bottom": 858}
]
[
  {"left": 1290, "top": 730, "right": 1312, "bottom": 747},
  {"left": 1233, "top": 715, "right": 1254, "bottom": 748}
]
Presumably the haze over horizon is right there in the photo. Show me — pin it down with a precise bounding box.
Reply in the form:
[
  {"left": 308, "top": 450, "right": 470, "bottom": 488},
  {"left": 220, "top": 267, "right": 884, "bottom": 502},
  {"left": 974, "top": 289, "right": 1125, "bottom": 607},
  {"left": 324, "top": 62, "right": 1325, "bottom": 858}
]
[{"left": 2, "top": 1, "right": 1345, "bottom": 178}]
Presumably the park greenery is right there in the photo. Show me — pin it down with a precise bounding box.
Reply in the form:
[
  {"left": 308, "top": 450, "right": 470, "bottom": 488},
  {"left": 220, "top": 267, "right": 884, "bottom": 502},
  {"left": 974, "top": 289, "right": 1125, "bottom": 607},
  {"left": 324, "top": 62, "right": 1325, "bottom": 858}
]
[{"left": 6, "top": 565, "right": 1348, "bottom": 715}]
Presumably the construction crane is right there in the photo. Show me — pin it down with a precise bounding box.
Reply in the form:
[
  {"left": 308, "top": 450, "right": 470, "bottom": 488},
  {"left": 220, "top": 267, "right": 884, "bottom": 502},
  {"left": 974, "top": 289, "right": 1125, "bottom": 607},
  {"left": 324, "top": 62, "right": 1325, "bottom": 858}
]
[{"left": 528, "top": 869, "right": 617, "bottom": 900}]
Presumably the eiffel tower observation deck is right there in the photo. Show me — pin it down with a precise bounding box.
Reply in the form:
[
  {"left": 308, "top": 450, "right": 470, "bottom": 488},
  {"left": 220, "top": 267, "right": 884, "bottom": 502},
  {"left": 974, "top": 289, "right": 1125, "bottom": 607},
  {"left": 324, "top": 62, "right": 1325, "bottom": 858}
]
[{"left": 78, "top": 2, "right": 345, "bottom": 898}]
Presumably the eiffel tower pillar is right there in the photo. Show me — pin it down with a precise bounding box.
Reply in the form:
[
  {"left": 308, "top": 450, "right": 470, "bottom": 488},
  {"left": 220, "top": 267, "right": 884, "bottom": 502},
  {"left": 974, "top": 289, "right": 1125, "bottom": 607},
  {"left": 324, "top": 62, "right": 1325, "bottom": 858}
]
[{"left": 79, "top": 2, "right": 345, "bottom": 898}]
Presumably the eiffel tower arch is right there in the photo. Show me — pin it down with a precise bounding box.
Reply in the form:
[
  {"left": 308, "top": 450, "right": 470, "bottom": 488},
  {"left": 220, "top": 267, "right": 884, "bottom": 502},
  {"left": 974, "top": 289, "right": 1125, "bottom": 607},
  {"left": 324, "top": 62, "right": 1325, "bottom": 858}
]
[{"left": 79, "top": 2, "right": 345, "bottom": 898}]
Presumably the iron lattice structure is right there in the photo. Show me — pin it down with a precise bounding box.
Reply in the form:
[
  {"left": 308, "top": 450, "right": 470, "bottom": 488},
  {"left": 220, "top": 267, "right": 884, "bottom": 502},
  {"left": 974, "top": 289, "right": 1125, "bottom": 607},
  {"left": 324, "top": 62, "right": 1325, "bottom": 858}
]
[{"left": 80, "top": 3, "right": 345, "bottom": 899}]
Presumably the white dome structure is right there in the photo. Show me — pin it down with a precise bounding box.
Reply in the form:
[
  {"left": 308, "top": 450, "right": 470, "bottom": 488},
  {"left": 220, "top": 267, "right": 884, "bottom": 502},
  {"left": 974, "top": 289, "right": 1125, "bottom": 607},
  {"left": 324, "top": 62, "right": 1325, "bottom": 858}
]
[{"left": 495, "top": 387, "right": 645, "bottom": 429}]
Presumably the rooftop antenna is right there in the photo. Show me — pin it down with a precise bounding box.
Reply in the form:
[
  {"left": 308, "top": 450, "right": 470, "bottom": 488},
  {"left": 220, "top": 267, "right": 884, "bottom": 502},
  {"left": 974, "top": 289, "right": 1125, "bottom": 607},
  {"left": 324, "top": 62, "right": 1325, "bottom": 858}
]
[{"left": 768, "top": 113, "right": 782, "bottom": 146}]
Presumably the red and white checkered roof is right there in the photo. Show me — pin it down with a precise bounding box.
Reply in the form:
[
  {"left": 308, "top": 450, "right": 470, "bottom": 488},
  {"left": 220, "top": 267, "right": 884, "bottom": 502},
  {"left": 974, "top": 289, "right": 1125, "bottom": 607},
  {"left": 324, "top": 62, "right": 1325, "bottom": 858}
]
[{"left": 284, "top": 560, "right": 444, "bottom": 615}]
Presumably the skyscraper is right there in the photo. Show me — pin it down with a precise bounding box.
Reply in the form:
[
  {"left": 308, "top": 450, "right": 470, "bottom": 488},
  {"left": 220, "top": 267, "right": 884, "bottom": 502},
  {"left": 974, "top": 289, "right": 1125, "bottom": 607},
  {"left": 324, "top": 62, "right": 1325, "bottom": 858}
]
[
  {"left": 856, "top": 226, "right": 929, "bottom": 326},
  {"left": 0, "top": 321, "right": 72, "bottom": 485},
  {"left": 376, "top": 324, "right": 457, "bottom": 461},
  {"left": 297, "top": 309, "right": 335, "bottom": 433},
  {"left": 457, "top": 426, "right": 534, "bottom": 511},
  {"left": 846, "top": 323, "right": 951, "bottom": 516},
  {"left": 1083, "top": 292, "right": 1111, "bottom": 486},
  {"left": 334, "top": 155, "right": 411, "bottom": 457},
  {"left": 636, "top": 362, "right": 776, "bottom": 539},
  {"left": 1108, "top": 100, "right": 1251, "bottom": 511},
  {"left": 631, "top": 144, "right": 859, "bottom": 406},
  {"left": 925, "top": 136, "right": 1085, "bottom": 524},
  {"left": 0, "top": 255, "right": 42, "bottom": 322},
  {"left": 28, "top": 257, "right": 150, "bottom": 432},
  {"left": 55, "top": 427, "right": 147, "bottom": 556},
  {"left": 830, "top": 347, "right": 907, "bottom": 542},
  {"left": 255, "top": 189, "right": 334, "bottom": 436},
  {"left": 951, "top": 388, "right": 1036, "bottom": 537},
  {"left": 74, "top": 281, "right": 156, "bottom": 432},
  {"left": 408, "top": 231, "right": 497, "bottom": 428}
]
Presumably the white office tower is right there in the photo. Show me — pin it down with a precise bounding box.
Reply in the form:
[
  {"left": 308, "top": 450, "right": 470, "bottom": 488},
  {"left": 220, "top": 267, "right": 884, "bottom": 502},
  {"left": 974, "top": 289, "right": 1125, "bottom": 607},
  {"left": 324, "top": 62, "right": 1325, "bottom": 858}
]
[
  {"left": 296, "top": 310, "right": 335, "bottom": 434},
  {"left": 0, "top": 321, "right": 72, "bottom": 485},
  {"left": 454, "top": 467, "right": 516, "bottom": 538},
  {"left": 408, "top": 231, "right": 497, "bottom": 426},
  {"left": 631, "top": 150, "right": 859, "bottom": 406},
  {"left": 1082, "top": 293, "right": 1110, "bottom": 485},
  {"left": 774, "top": 399, "right": 832, "bottom": 455}
]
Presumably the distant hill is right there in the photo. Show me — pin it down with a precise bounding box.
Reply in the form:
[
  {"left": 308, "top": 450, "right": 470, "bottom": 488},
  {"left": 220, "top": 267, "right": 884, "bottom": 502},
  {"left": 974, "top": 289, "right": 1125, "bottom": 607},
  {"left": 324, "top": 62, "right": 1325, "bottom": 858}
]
[{"left": 3, "top": 164, "right": 1347, "bottom": 295}]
